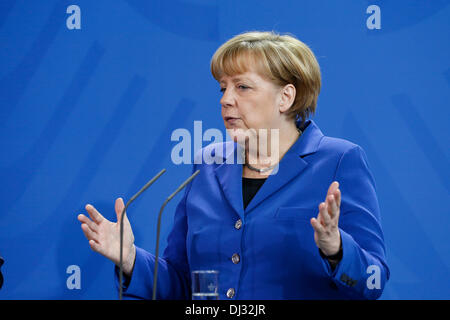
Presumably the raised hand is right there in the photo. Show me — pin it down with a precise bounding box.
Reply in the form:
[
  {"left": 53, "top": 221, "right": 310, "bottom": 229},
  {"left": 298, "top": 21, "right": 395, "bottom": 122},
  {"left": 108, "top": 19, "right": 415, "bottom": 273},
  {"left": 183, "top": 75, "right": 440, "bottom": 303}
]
[
  {"left": 310, "top": 181, "right": 342, "bottom": 257},
  {"left": 77, "top": 198, "right": 136, "bottom": 275}
]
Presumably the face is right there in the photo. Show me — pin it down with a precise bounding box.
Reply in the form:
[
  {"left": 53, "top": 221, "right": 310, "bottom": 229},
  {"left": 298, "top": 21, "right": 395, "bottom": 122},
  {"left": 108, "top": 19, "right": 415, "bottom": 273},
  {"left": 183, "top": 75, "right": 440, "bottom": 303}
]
[{"left": 219, "top": 70, "right": 284, "bottom": 143}]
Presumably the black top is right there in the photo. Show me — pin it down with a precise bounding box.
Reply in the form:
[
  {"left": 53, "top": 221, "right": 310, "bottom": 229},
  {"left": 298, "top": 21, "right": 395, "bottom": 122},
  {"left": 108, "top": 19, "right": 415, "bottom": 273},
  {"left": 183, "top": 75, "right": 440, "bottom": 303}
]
[{"left": 242, "top": 177, "right": 267, "bottom": 210}]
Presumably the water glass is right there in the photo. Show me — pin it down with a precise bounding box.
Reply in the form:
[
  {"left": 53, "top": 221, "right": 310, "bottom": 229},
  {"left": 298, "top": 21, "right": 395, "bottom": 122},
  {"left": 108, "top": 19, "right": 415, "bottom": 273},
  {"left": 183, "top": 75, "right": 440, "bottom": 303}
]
[{"left": 191, "top": 270, "right": 219, "bottom": 300}]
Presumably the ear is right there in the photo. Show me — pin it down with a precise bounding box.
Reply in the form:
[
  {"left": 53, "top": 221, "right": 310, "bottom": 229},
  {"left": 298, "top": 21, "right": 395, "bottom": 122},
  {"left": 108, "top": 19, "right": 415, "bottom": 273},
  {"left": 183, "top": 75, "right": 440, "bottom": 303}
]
[{"left": 278, "top": 84, "right": 296, "bottom": 113}]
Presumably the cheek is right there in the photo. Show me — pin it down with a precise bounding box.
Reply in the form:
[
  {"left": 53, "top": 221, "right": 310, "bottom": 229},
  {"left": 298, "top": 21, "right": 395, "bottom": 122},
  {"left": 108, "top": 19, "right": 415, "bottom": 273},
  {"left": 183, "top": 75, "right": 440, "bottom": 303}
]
[
  {"left": 262, "top": 96, "right": 281, "bottom": 122},
  {"left": 244, "top": 99, "right": 277, "bottom": 126}
]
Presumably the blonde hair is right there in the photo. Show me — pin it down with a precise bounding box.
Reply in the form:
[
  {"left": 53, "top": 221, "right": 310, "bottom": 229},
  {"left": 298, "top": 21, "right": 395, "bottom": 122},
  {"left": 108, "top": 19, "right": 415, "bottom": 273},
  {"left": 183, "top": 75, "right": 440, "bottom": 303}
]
[{"left": 211, "top": 31, "right": 321, "bottom": 126}]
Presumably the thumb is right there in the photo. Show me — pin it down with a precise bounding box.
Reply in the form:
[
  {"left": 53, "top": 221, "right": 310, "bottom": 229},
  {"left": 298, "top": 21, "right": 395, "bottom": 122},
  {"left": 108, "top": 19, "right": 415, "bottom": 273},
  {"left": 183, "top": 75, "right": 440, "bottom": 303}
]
[{"left": 115, "top": 197, "right": 126, "bottom": 222}]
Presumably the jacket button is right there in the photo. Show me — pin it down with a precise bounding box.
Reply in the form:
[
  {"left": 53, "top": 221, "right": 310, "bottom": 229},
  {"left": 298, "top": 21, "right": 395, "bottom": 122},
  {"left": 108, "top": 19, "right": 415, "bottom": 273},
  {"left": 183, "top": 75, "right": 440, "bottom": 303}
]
[
  {"left": 231, "top": 253, "right": 240, "bottom": 264},
  {"left": 226, "top": 288, "right": 235, "bottom": 299},
  {"left": 234, "top": 219, "right": 242, "bottom": 230}
]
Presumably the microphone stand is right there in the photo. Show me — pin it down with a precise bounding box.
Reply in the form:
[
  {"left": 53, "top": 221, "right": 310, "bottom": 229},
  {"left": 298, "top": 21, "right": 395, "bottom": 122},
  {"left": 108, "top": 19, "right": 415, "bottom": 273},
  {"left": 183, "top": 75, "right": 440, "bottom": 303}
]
[
  {"left": 119, "top": 169, "right": 166, "bottom": 300},
  {"left": 152, "top": 169, "right": 200, "bottom": 300}
]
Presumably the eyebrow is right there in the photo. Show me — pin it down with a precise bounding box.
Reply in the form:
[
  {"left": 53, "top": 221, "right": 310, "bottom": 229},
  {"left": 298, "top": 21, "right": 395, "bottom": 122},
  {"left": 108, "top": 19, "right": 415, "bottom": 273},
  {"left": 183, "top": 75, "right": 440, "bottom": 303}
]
[{"left": 219, "top": 76, "right": 254, "bottom": 85}]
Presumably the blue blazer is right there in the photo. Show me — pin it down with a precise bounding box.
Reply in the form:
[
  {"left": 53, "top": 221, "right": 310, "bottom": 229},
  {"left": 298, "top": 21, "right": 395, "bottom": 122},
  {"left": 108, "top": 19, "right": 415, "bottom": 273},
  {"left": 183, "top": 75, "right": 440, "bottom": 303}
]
[{"left": 116, "top": 119, "right": 390, "bottom": 299}]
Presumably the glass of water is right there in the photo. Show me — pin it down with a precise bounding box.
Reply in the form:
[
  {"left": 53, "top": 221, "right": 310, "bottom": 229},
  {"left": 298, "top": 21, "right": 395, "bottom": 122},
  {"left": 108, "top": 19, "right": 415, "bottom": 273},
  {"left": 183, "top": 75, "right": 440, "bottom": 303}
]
[{"left": 191, "top": 270, "right": 219, "bottom": 300}]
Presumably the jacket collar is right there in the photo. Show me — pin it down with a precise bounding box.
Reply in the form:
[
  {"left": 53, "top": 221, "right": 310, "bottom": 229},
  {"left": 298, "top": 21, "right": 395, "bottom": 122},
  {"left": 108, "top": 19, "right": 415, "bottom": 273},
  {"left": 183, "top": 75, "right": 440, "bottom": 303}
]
[
  {"left": 214, "top": 119, "right": 324, "bottom": 217},
  {"left": 293, "top": 119, "right": 325, "bottom": 157}
]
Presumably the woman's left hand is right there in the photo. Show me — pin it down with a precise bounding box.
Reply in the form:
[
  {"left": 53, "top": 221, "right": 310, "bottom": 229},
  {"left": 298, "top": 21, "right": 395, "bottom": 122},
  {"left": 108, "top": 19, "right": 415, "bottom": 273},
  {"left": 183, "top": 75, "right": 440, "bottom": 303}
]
[{"left": 310, "top": 181, "right": 342, "bottom": 257}]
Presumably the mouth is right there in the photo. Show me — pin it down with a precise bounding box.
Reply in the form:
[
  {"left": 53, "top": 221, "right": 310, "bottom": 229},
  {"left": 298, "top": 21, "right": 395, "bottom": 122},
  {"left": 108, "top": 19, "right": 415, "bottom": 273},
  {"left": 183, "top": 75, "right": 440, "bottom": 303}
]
[
  {"left": 224, "top": 116, "right": 240, "bottom": 122},
  {"left": 224, "top": 116, "right": 241, "bottom": 126}
]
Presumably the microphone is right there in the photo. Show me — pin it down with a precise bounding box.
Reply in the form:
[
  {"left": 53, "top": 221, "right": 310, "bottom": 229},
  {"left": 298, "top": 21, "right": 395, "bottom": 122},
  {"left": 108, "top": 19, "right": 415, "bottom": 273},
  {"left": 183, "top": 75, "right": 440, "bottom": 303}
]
[
  {"left": 152, "top": 169, "right": 200, "bottom": 300},
  {"left": 119, "top": 169, "right": 166, "bottom": 300}
]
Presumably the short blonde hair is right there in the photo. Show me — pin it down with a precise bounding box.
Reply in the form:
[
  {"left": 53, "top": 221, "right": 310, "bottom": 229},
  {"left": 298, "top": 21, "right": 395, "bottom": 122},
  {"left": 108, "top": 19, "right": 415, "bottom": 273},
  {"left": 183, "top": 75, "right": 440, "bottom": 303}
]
[{"left": 211, "top": 31, "right": 321, "bottom": 126}]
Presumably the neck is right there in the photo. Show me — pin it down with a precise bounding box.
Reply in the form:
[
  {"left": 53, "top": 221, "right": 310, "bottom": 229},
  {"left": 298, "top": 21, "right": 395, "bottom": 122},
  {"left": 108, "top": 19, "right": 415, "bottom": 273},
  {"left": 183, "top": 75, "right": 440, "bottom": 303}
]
[{"left": 245, "top": 121, "right": 300, "bottom": 168}]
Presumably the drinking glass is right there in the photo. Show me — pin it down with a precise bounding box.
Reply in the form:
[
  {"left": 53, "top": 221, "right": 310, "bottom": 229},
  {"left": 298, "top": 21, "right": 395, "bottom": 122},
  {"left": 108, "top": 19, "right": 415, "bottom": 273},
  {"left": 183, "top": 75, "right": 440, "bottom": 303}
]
[{"left": 191, "top": 270, "right": 219, "bottom": 300}]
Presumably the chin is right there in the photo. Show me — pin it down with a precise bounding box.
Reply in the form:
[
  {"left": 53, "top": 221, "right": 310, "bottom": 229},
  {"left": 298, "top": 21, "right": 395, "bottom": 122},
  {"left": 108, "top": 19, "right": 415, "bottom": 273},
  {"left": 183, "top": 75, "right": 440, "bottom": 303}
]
[
  {"left": 226, "top": 127, "right": 258, "bottom": 147},
  {"left": 225, "top": 128, "right": 241, "bottom": 142}
]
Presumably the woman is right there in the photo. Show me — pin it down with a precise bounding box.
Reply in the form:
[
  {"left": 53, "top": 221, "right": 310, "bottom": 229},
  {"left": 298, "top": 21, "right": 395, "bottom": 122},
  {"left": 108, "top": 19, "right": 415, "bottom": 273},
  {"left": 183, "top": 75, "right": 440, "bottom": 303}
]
[{"left": 78, "top": 31, "right": 389, "bottom": 299}]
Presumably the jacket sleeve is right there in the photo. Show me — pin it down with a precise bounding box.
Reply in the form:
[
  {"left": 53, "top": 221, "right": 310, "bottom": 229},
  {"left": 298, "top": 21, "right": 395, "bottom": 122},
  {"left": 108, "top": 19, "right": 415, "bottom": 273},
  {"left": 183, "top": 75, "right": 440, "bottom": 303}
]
[
  {"left": 114, "top": 172, "right": 193, "bottom": 300},
  {"left": 321, "top": 145, "right": 390, "bottom": 299}
]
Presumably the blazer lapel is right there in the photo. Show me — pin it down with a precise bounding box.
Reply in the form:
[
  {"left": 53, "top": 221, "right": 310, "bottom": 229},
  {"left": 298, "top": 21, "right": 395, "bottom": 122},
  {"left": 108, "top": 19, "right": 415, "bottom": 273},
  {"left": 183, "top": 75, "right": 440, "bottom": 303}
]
[
  {"left": 214, "top": 141, "right": 245, "bottom": 218},
  {"left": 244, "top": 153, "right": 308, "bottom": 213},
  {"left": 213, "top": 120, "right": 324, "bottom": 216},
  {"left": 245, "top": 120, "right": 324, "bottom": 212}
]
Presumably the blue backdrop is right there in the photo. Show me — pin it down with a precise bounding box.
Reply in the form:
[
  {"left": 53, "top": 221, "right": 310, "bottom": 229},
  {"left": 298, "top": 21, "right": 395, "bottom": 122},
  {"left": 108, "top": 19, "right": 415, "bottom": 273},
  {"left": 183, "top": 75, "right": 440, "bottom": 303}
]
[{"left": 0, "top": 0, "right": 449, "bottom": 300}]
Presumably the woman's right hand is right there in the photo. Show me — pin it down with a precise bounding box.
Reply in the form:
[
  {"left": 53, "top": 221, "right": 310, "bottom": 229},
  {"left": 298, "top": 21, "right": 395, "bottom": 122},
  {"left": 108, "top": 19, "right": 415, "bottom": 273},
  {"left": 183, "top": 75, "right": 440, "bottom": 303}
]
[{"left": 78, "top": 197, "right": 136, "bottom": 276}]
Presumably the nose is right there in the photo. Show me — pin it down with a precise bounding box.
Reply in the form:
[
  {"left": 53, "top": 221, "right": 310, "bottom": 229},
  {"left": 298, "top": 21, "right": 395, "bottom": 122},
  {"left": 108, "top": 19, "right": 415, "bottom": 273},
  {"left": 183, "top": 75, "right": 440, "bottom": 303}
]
[{"left": 220, "top": 87, "right": 235, "bottom": 108}]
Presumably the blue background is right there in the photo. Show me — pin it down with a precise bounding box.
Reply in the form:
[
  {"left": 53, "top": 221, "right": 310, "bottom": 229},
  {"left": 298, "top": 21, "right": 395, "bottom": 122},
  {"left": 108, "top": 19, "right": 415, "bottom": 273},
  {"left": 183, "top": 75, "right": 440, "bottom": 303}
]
[{"left": 0, "top": 0, "right": 449, "bottom": 299}]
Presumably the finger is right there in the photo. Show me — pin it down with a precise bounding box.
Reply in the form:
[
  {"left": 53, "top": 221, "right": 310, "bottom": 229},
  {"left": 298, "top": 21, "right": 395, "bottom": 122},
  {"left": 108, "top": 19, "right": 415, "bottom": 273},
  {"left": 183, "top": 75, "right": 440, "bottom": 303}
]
[
  {"left": 81, "top": 223, "right": 98, "bottom": 242},
  {"left": 88, "top": 240, "right": 102, "bottom": 253},
  {"left": 77, "top": 214, "right": 98, "bottom": 233},
  {"left": 334, "top": 188, "right": 341, "bottom": 208},
  {"left": 85, "top": 204, "right": 104, "bottom": 224},
  {"left": 317, "top": 202, "right": 325, "bottom": 226},
  {"left": 319, "top": 201, "right": 331, "bottom": 226},
  {"left": 115, "top": 197, "right": 126, "bottom": 222},
  {"left": 326, "top": 194, "right": 339, "bottom": 222},
  {"left": 310, "top": 217, "right": 326, "bottom": 235},
  {"left": 327, "top": 181, "right": 339, "bottom": 198},
  {"left": 325, "top": 194, "right": 336, "bottom": 216}
]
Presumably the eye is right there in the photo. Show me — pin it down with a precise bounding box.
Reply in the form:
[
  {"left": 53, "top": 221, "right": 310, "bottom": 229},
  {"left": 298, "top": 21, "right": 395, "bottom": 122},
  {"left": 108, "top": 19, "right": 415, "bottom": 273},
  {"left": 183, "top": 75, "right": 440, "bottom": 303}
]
[
  {"left": 219, "top": 87, "right": 226, "bottom": 93},
  {"left": 238, "top": 84, "right": 249, "bottom": 90}
]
